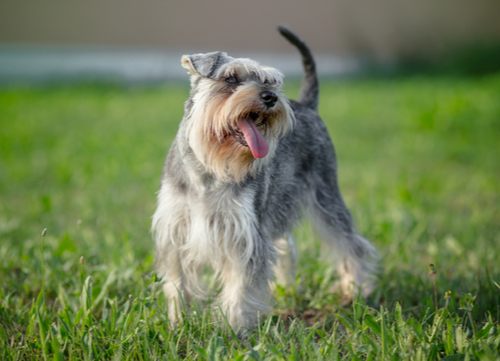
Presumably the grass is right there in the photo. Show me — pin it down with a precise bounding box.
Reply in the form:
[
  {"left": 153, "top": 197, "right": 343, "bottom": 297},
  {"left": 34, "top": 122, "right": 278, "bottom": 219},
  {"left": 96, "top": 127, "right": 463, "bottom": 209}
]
[{"left": 0, "top": 74, "right": 499, "bottom": 360}]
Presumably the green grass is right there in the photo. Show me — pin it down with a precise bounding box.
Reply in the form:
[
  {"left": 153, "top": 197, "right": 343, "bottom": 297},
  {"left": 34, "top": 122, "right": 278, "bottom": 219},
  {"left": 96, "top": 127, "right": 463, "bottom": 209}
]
[{"left": 1, "top": 74, "right": 499, "bottom": 360}]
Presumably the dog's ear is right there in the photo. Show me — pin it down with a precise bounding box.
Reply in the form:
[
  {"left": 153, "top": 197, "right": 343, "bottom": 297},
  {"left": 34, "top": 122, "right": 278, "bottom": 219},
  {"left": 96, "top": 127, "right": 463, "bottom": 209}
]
[{"left": 181, "top": 52, "right": 230, "bottom": 78}]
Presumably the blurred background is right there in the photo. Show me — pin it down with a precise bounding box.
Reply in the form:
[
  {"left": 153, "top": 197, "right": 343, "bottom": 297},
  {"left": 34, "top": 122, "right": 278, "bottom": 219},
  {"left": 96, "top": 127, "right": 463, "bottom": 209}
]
[
  {"left": 1, "top": 0, "right": 500, "bottom": 84},
  {"left": 1, "top": 2, "right": 500, "bottom": 356}
]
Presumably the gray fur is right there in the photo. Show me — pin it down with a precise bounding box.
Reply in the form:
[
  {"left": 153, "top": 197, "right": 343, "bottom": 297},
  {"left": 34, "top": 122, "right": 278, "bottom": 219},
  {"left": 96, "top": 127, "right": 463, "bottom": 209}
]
[
  {"left": 152, "top": 27, "right": 379, "bottom": 332},
  {"left": 183, "top": 51, "right": 233, "bottom": 78},
  {"left": 278, "top": 26, "right": 319, "bottom": 110}
]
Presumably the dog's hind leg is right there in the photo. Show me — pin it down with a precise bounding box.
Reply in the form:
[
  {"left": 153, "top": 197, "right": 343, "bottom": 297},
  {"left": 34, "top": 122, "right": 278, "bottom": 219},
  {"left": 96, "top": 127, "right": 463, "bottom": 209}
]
[{"left": 308, "top": 183, "right": 379, "bottom": 299}]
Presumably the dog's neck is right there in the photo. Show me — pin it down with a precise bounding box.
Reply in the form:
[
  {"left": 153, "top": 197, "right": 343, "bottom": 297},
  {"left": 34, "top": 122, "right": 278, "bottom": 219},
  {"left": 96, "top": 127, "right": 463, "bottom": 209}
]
[{"left": 172, "top": 137, "right": 232, "bottom": 194}]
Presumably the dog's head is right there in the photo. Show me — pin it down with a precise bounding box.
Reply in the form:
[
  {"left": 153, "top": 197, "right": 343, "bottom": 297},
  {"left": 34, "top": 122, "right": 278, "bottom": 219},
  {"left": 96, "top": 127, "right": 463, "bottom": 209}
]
[{"left": 181, "top": 52, "right": 294, "bottom": 182}]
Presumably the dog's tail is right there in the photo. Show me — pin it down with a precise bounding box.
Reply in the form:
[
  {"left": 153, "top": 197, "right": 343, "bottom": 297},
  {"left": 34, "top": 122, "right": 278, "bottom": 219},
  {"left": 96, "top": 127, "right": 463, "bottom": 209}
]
[{"left": 278, "top": 26, "right": 319, "bottom": 111}]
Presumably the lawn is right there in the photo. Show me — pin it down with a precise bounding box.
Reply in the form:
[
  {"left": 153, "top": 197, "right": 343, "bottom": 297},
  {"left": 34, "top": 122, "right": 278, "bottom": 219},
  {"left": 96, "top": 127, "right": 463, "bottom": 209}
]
[{"left": 0, "top": 74, "right": 499, "bottom": 360}]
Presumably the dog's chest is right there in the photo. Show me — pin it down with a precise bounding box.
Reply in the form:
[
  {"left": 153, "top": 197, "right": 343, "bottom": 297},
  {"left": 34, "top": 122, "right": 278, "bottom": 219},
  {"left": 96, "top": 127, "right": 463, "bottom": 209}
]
[{"left": 159, "top": 178, "right": 258, "bottom": 262}]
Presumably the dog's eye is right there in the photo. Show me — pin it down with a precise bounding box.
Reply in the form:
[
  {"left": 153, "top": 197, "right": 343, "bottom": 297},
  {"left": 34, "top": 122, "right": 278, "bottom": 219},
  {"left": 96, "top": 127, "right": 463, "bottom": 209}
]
[{"left": 226, "top": 75, "right": 238, "bottom": 83}]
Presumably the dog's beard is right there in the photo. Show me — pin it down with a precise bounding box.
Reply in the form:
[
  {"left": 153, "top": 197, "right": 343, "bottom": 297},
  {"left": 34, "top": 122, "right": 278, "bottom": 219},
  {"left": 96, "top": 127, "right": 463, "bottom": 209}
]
[{"left": 187, "top": 83, "right": 294, "bottom": 183}]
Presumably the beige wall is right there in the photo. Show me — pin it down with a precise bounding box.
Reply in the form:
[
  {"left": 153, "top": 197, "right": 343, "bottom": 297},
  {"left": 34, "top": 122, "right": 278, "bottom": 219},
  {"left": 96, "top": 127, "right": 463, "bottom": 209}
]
[{"left": 1, "top": 0, "right": 499, "bottom": 60}]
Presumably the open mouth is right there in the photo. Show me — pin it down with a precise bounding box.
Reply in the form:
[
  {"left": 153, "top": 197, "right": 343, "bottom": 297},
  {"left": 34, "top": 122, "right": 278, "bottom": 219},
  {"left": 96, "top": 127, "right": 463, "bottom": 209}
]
[
  {"left": 249, "top": 111, "right": 269, "bottom": 127},
  {"left": 231, "top": 127, "right": 247, "bottom": 146},
  {"left": 222, "top": 111, "right": 270, "bottom": 159}
]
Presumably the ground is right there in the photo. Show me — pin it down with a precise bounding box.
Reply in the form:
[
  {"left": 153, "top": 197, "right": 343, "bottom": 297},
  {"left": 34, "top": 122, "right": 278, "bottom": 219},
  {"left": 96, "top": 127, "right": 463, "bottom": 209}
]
[{"left": 0, "top": 75, "right": 499, "bottom": 360}]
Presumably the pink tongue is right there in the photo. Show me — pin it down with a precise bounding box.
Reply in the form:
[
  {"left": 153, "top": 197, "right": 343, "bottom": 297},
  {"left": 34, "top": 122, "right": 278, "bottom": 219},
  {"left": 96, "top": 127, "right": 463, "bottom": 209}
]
[{"left": 237, "top": 118, "right": 269, "bottom": 159}]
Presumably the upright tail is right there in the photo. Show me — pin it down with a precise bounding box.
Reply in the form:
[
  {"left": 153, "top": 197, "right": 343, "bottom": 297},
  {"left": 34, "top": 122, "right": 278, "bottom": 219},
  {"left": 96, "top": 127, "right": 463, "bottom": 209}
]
[{"left": 278, "top": 26, "right": 319, "bottom": 111}]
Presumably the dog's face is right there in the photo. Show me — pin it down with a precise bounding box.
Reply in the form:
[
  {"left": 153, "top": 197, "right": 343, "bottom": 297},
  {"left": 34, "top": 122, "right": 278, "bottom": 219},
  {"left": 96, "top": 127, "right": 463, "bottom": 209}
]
[{"left": 181, "top": 52, "right": 294, "bottom": 182}]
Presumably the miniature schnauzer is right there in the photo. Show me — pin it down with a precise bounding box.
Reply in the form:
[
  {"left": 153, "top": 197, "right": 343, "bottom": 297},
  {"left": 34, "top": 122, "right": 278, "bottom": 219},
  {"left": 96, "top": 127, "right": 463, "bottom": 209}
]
[{"left": 152, "top": 26, "right": 378, "bottom": 331}]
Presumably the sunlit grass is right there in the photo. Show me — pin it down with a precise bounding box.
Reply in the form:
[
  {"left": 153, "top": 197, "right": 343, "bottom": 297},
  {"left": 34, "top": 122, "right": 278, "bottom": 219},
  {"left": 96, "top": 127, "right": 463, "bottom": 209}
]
[{"left": 1, "top": 74, "right": 499, "bottom": 359}]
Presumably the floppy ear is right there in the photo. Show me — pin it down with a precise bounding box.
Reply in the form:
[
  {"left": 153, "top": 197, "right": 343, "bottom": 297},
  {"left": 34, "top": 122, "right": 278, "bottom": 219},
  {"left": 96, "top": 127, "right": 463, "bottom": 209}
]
[{"left": 181, "top": 52, "right": 231, "bottom": 78}]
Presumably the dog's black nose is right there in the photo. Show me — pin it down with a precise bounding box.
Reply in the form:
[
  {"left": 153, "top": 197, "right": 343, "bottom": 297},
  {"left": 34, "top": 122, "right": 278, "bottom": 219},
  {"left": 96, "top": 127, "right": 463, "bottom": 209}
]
[{"left": 260, "top": 91, "right": 278, "bottom": 108}]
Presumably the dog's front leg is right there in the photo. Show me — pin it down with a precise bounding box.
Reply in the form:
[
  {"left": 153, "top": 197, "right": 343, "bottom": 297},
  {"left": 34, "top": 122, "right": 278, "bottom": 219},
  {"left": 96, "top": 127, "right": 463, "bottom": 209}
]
[
  {"left": 218, "top": 235, "right": 276, "bottom": 333},
  {"left": 157, "top": 249, "right": 192, "bottom": 325}
]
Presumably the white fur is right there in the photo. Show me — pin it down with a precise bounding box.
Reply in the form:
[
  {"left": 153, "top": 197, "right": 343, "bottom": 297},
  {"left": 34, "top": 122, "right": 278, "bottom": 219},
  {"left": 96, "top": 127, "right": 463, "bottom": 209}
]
[
  {"left": 152, "top": 172, "right": 272, "bottom": 328},
  {"left": 310, "top": 209, "right": 379, "bottom": 297},
  {"left": 274, "top": 235, "right": 297, "bottom": 287}
]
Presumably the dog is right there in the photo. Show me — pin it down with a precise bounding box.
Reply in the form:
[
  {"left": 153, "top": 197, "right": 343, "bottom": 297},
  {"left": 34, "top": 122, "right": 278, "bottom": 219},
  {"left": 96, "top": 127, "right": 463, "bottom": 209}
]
[{"left": 152, "top": 26, "right": 379, "bottom": 332}]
